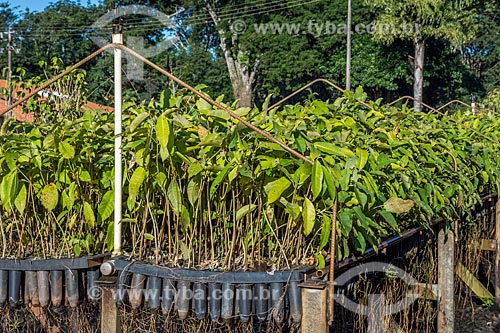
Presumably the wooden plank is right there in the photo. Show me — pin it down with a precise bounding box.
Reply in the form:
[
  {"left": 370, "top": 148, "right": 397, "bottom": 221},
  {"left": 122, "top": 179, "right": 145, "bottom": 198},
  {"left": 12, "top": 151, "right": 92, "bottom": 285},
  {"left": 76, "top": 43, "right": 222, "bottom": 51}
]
[
  {"left": 473, "top": 239, "right": 496, "bottom": 251},
  {"left": 438, "top": 227, "right": 454, "bottom": 333},
  {"left": 99, "top": 276, "right": 120, "bottom": 333},
  {"left": 456, "top": 262, "right": 493, "bottom": 299}
]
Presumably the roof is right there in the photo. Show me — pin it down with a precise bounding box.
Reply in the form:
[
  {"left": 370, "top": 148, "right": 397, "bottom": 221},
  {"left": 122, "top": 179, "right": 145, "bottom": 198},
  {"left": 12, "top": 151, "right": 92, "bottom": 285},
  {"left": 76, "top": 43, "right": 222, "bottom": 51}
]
[{"left": 0, "top": 79, "right": 113, "bottom": 122}]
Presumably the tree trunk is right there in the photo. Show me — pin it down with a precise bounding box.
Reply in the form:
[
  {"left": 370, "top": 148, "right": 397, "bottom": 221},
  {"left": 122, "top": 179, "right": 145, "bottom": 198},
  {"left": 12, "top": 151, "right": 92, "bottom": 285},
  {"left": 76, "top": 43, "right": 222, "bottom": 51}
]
[
  {"left": 413, "top": 37, "right": 425, "bottom": 112},
  {"left": 207, "top": 5, "right": 257, "bottom": 108}
]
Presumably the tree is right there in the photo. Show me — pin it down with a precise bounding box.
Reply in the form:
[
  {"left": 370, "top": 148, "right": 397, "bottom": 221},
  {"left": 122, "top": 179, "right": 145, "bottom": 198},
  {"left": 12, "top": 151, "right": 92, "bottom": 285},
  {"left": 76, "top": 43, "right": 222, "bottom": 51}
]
[
  {"left": 369, "top": 0, "right": 475, "bottom": 111},
  {"left": 0, "top": 2, "right": 18, "bottom": 70},
  {"left": 463, "top": 0, "right": 500, "bottom": 93},
  {"left": 14, "top": 1, "right": 99, "bottom": 77}
]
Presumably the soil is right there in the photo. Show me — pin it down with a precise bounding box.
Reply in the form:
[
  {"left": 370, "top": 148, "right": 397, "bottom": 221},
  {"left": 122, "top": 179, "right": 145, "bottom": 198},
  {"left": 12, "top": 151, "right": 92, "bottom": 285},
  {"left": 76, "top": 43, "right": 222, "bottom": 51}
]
[{"left": 456, "top": 303, "right": 500, "bottom": 333}]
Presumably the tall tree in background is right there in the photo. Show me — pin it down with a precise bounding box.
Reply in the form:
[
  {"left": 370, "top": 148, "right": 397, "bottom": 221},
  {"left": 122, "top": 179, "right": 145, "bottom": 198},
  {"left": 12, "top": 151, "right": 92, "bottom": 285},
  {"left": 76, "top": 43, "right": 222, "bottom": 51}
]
[
  {"left": 203, "top": 1, "right": 259, "bottom": 107},
  {"left": 463, "top": 0, "right": 500, "bottom": 92},
  {"left": 369, "top": 0, "right": 475, "bottom": 111}
]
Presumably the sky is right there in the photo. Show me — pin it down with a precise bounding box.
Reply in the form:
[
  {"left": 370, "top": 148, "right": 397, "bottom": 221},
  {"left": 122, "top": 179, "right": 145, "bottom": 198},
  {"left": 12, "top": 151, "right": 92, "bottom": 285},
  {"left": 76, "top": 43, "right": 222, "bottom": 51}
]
[{"left": 8, "top": 0, "right": 101, "bottom": 13}]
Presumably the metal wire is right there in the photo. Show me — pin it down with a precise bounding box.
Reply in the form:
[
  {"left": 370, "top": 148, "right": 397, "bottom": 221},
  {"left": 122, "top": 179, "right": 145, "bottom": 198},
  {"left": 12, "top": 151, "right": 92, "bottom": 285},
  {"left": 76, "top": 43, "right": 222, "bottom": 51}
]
[
  {"left": 268, "top": 78, "right": 371, "bottom": 110},
  {"left": 384, "top": 95, "right": 500, "bottom": 145}
]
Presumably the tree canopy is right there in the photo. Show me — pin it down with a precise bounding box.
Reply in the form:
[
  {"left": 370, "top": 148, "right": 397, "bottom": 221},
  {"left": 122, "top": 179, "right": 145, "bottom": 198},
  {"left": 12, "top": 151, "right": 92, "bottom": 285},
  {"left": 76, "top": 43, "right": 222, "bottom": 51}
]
[{"left": 0, "top": 0, "right": 496, "bottom": 108}]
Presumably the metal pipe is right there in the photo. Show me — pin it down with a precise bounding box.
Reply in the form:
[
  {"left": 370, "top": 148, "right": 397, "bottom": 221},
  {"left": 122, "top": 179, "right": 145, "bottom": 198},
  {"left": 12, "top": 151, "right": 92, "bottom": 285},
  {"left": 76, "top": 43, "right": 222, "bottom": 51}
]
[
  {"left": 112, "top": 26, "right": 123, "bottom": 255},
  {"left": 346, "top": 0, "right": 352, "bottom": 91}
]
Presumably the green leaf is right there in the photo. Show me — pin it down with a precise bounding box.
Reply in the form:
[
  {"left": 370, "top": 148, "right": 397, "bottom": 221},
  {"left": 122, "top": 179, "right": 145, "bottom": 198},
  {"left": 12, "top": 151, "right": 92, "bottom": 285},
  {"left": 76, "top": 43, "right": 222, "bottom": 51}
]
[
  {"left": 187, "top": 178, "right": 200, "bottom": 207},
  {"left": 167, "top": 180, "right": 182, "bottom": 213},
  {"left": 40, "top": 183, "right": 58, "bottom": 211},
  {"left": 188, "top": 163, "right": 204, "bottom": 178},
  {"left": 236, "top": 204, "right": 257, "bottom": 221},
  {"left": 209, "top": 163, "right": 232, "bottom": 199},
  {"left": 355, "top": 189, "right": 368, "bottom": 208},
  {"left": 127, "top": 167, "right": 147, "bottom": 211},
  {"left": 0, "top": 170, "right": 17, "bottom": 211},
  {"left": 319, "top": 215, "right": 331, "bottom": 250},
  {"left": 312, "top": 160, "right": 324, "bottom": 200},
  {"left": 130, "top": 112, "right": 149, "bottom": 132},
  {"left": 144, "top": 233, "right": 155, "bottom": 241},
  {"left": 302, "top": 197, "right": 316, "bottom": 236},
  {"left": 73, "top": 243, "right": 81, "bottom": 257},
  {"left": 180, "top": 205, "right": 191, "bottom": 232},
  {"left": 14, "top": 184, "right": 27, "bottom": 215},
  {"left": 383, "top": 197, "right": 414, "bottom": 214},
  {"left": 79, "top": 170, "right": 91, "bottom": 182},
  {"left": 292, "top": 163, "right": 312, "bottom": 185},
  {"left": 98, "top": 190, "right": 114, "bottom": 221},
  {"left": 83, "top": 201, "right": 95, "bottom": 228},
  {"left": 106, "top": 222, "right": 114, "bottom": 251},
  {"left": 58, "top": 140, "right": 75, "bottom": 159},
  {"left": 265, "top": 177, "right": 291, "bottom": 204},
  {"left": 356, "top": 148, "right": 369, "bottom": 170},
  {"left": 314, "top": 142, "right": 354, "bottom": 158},
  {"left": 180, "top": 240, "right": 190, "bottom": 261},
  {"left": 378, "top": 210, "right": 399, "bottom": 231},
  {"left": 43, "top": 134, "right": 56, "bottom": 149},
  {"left": 208, "top": 108, "right": 230, "bottom": 120},
  {"left": 355, "top": 231, "right": 366, "bottom": 253},
  {"left": 353, "top": 206, "right": 369, "bottom": 227},
  {"left": 338, "top": 209, "right": 353, "bottom": 236},
  {"left": 196, "top": 98, "right": 212, "bottom": 111},
  {"left": 156, "top": 113, "right": 171, "bottom": 150},
  {"left": 322, "top": 166, "right": 337, "bottom": 200},
  {"left": 316, "top": 253, "right": 326, "bottom": 270}
]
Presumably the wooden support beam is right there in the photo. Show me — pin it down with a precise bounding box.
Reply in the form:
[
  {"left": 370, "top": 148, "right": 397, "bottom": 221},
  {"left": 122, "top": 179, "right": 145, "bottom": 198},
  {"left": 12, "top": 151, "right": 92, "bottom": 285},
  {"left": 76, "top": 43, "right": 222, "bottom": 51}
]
[
  {"left": 98, "top": 276, "right": 120, "bottom": 333},
  {"left": 456, "top": 262, "right": 493, "bottom": 299},
  {"left": 438, "top": 226, "right": 454, "bottom": 333}
]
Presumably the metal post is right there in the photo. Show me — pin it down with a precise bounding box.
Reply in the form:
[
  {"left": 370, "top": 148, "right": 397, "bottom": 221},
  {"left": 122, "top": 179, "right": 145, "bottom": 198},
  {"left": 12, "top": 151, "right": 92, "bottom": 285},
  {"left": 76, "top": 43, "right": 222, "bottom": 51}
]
[
  {"left": 113, "top": 22, "right": 123, "bottom": 255},
  {"left": 495, "top": 200, "right": 500, "bottom": 304},
  {"left": 438, "top": 225, "right": 454, "bottom": 333},
  {"left": 345, "top": 0, "right": 352, "bottom": 91}
]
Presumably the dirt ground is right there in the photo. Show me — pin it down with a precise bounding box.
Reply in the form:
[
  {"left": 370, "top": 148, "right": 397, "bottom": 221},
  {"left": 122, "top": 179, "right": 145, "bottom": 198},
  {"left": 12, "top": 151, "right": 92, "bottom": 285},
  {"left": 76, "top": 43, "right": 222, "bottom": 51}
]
[{"left": 456, "top": 303, "right": 500, "bottom": 333}]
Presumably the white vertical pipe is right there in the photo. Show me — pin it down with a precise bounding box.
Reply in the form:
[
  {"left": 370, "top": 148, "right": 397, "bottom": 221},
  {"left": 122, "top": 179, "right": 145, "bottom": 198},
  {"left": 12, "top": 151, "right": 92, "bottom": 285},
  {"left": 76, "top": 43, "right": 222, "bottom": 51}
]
[
  {"left": 346, "top": 0, "right": 352, "bottom": 92},
  {"left": 113, "top": 30, "right": 123, "bottom": 255}
]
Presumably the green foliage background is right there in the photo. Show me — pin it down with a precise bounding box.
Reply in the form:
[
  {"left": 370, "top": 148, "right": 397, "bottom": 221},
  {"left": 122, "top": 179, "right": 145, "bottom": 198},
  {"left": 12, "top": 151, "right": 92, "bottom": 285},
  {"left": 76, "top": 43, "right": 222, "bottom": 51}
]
[{"left": 0, "top": 87, "right": 499, "bottom": 272}]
